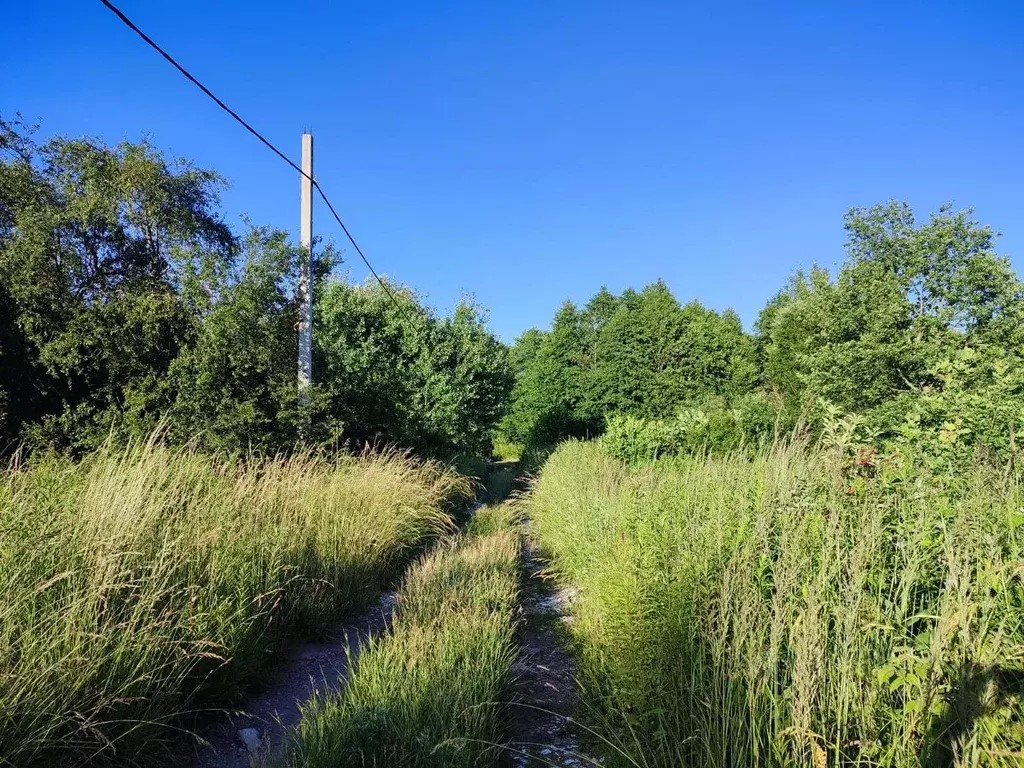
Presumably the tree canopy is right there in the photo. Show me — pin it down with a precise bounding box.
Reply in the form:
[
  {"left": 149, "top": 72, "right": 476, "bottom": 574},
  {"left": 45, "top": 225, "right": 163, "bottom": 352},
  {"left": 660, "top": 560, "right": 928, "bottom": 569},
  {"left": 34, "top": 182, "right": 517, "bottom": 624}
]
[
  {"left": 316, "top": 280, "right": 511, "bottom": 456},
  {"left": 757, "top": 202, "right": 1024, "bottom": 444},
  {"left": 502, "top": 280, "right": 757, "bottom": 448},
  {"left": 508, "top": 201, "right": 1024, "bottom": 465},
  {"left": 0, "top": 118, "right": 511, "bottom": 458},
  {"left": 5, "top": 114, "right": 1022, "bottom": 466}
]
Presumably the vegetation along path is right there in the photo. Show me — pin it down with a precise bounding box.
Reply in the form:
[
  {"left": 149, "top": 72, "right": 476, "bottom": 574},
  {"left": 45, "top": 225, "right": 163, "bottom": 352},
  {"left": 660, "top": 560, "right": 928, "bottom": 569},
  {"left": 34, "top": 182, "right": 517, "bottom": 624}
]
[
  {"left": 195, "top": 497, "right": 488, "bottom": 766},
  {"left": 192, "top": 590, "right": 399, "bottom": 767},
  {"left": 284, "top": 502, "right": 521, "bottom": 767},
  {"left": 503, "top": 531, "right": 598, "bottom": 768}
]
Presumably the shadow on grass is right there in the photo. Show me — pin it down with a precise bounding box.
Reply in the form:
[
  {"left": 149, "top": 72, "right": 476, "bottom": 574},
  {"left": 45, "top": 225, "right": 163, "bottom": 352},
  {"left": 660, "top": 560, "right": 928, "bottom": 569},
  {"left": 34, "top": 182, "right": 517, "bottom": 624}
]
[{"left": 926, "top": 661, "right": 1024, "bottom": 767}]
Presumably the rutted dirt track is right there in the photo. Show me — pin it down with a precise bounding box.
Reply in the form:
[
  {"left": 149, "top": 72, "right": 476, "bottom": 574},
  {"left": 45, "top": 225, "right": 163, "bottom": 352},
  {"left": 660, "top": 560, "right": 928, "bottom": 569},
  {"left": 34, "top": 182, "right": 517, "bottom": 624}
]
[
  {"left": 191, "top": 591, "right": 397, "bottom": 768},
  {"left": 503, "top": 534, "right": 600, "bottom": 768},
  {"left": 189, "top": 497, "right": 600, "bottom": 768}
]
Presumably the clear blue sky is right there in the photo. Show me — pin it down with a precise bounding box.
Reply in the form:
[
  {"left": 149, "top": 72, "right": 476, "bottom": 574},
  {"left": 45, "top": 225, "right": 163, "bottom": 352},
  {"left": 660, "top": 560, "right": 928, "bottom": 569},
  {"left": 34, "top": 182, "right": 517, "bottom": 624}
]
[{"left": 5, "top": 1, "right": 1024, "bottom": 341}]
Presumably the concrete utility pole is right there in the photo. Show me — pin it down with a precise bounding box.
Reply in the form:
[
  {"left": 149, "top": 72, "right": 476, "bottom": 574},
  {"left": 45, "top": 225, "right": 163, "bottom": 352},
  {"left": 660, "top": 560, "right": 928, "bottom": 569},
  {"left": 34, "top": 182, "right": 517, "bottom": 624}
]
[{"left": 297, "top": 132, "right": 313, "bottom": 404}]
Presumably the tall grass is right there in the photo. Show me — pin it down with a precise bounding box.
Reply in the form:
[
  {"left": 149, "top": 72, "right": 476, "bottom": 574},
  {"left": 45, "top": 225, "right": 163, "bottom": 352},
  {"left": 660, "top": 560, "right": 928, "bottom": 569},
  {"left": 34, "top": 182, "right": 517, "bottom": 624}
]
[
  {"left": 287, "top": 502, "right": 521, "bottom": 768},
  {"left": 0, "top": 439, "right": 466, "bottom": 767},
  {"left": 529, "top": 440, "right": 1024, "bottom": 768}
]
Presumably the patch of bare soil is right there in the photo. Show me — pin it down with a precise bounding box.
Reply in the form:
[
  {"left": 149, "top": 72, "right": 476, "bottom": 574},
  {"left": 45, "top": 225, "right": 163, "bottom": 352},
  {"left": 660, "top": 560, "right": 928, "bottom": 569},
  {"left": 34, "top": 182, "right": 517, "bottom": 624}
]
[
  {"left": 190, "top": 591, "right": 397, "bottom": 768},
  {"left": 503, "top": 536, "right": 602, "bottom": 768}
]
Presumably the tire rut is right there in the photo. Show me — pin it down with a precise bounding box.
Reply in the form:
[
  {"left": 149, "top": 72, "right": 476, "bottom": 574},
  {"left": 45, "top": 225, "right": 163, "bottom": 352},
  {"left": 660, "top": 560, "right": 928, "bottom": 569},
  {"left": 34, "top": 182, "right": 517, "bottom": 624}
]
[
  {"left": 190, "top": 590, "right": 397, "bottom": 768},
  {"left": 503, "top": 533, "right": 602, "bottom": 768}
]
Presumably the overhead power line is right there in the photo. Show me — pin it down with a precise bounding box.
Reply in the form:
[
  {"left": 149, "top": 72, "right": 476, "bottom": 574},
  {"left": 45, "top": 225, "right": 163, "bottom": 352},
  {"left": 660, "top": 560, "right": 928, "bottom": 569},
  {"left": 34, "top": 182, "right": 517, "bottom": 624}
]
[{"left": 97, "top": 0, "right": 409, "bottom": 315}]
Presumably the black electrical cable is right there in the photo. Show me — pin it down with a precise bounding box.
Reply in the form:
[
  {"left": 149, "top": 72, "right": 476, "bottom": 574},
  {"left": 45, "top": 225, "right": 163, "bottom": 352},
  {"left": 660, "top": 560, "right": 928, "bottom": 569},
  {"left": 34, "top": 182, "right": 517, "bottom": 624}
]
[{"left": 98, "top": 0, "right": 411, "bottom": 316}]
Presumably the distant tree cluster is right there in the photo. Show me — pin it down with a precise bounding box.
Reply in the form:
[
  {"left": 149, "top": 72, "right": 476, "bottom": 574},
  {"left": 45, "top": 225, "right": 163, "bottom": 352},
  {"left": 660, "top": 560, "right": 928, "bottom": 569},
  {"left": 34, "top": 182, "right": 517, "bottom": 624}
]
[
  {"left": 0, "top": 117, "right": 511, "bottom": 457},
  {"left": 501, "top": 282, "right": 757, "bottom": 448},
  {"left": 507, "top": 202, "right": 1024, "bottom": 464}
]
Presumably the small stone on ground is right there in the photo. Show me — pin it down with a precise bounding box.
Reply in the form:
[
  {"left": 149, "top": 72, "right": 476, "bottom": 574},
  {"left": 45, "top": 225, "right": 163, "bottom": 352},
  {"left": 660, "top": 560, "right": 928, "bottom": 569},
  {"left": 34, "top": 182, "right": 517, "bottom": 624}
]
[{"left": 237, "top": 728, "right": 261, "bottom": 753}]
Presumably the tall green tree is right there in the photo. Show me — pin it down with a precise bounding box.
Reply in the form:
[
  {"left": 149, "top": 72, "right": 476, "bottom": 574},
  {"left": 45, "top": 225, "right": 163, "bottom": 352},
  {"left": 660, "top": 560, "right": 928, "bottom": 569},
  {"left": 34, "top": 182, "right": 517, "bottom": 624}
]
[
  {"left": 316, "top": 280, "right": 511, "bottom": 457},
  {"left": 757, "top": 201, "right": 1024, "bottom": 427},
  {"left": 503, "top": 301, "right": 599, "bottom": 447},
  {"left": 165, "top": 227, "right": 335, "bottom": 453},
  {"left": 0, "top": 119, "right": 234, "bottom": 449}
]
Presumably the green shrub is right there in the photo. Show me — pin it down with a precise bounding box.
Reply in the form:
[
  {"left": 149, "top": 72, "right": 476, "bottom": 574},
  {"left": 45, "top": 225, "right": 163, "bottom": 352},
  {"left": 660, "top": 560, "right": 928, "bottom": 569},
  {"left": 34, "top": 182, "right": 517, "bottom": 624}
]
[
  {"left": 490, "top": 435, "right": 523, "bottom": 463},
  {"left": 317, "top": 284, "right": 513, "bottom": 459},
  {"left": 601, "top": 392, "right": 789, "bottom": 463},
  {"left": 868, "top": 348, "right": 1024, "bottom": 471}
]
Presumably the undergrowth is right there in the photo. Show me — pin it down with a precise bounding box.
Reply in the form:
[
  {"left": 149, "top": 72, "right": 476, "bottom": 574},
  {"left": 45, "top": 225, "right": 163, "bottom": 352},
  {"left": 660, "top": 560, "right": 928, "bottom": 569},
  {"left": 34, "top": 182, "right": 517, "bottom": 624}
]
[
  {"left": 0, "top": 438, "right": 466, "bottom": 767},
  {"left": 287, "top": 502, "right": 521, "bottom": 768},
  {"left": 529, "top": 440, "right": 1024, "bottom": 768}
]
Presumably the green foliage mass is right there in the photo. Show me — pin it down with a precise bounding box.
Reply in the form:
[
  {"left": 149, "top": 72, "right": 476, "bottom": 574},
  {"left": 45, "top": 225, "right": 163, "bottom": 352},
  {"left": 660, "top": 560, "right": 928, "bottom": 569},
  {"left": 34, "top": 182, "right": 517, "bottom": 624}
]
[
  {"left": 163, "top": 226, "right": 334, "bottom": 453},
  {"left": 509, "top": 200, "right": 1024, "bottom": 466},
  {"left": 316, "top": 281, "right": 511, "bottom": 457},
  {"left": 503, "top": 280, "right": 757, "bottom": 452},
  {"left": 0, "top": 117, "right": 235, "bottom": 450},
  {"left": 757, "top": 202, "right": 1024, "bottom": 460},
  {"left": 0, "top": 117, "right": 511, "bottom": 458},
  {"left": 601, "top": 391, "right": 787, "bottom": 464},
  {"left": 6, "top": 108, "right": 1024, "bottom": 469},
  {"left": 531, "top": 440, "right": 1024, "bottom": 768}
]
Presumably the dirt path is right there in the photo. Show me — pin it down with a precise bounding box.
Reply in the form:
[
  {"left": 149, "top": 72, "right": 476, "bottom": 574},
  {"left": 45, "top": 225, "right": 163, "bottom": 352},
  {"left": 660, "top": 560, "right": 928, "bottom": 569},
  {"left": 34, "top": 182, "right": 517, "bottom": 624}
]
[
  {"left": 190, "top": 591, "right": 397, "bottom": 768},
  {"left": 503, "top": 534, "right": 602, "bottom": 768}
]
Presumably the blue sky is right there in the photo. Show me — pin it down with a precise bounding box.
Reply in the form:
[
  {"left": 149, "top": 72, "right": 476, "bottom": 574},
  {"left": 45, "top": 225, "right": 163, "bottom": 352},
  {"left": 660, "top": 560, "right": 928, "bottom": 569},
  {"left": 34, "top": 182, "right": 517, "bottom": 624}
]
[{"left": 5, "top": 1, "right": 1024, "bottom": 341}]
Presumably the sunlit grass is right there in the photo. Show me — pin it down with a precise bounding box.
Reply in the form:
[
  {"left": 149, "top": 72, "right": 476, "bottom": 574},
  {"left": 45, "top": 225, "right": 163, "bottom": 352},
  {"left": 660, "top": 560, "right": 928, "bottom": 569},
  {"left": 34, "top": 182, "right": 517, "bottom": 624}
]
[
  {"left": 287, "top": 503, "right": 521, "bottom": 768},
  {"left": 529, "top": 440, "right": 1024, "bottom": 768},
  {"left": 0, "top": 438, "right": 467, "bottom": 767}
]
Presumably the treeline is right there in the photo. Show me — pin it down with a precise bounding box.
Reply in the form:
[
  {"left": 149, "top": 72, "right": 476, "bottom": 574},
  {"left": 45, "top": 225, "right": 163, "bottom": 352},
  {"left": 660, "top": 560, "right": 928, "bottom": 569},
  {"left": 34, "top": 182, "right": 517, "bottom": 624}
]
[
  {"left": 504, "top": 202, "right": 1024, "bottom": 464},
  {"left": 6, "top": 114, "right": 1023, "bottom": 465},
  {"left": 0, "top": 118, "right": 511, "bottom": 458}
]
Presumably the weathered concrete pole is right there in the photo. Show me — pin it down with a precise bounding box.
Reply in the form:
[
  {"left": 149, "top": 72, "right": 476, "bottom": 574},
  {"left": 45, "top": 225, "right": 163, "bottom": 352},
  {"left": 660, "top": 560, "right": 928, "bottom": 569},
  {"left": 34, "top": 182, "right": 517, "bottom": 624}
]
[{"left": 298, "top": 132, "right": 313, "bottom": 404}]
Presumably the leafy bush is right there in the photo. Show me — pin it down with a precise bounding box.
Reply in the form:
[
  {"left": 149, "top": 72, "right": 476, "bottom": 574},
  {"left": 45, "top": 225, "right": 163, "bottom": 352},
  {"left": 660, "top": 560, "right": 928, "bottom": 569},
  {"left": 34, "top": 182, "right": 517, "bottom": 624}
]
[
  {"left": 490, "top": 435, "right": 523, "bottom": 462},
  {"left": 601, "top": 392, "right": 789, "bottom": 463},
  {"left": 316, "top": 280, "right": 512, "bottom": 459},
  {"left": 757, "top": 202, "right": 1024, "bottom": 419},
  {"left": 871, "top": 347, "right": 1024, "bottom": 469}
]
